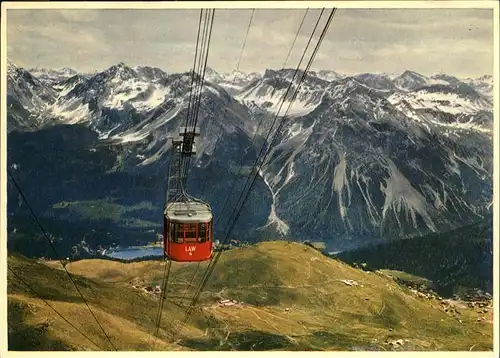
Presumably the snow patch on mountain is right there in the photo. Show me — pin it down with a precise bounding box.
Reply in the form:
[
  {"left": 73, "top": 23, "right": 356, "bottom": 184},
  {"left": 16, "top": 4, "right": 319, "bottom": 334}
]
[
  {"left": 312, "top": 70, "right": 344, "bottom": 82},
  {"left": 380, "top": 158, "right": 437, "bottom": 232},
  {"left": 102, "top": 80, "right": 172, "bottom": 112},
  {"left": 257, "top": 169, "right": 290, "bottom": 236},
  {"left": 237, "top": 70, "right": 327, "bottom": 117},
  {"left": 111, "top": 104, "right": 184, "bottom": 144},
  {"left": 205, "top": 67, "right": 262, "bottom": 94},
  {"left": 388, "top": 88, "right": 492, "bottom": 134},
  {"left": 238, "top": 88, "right": 321, "bottom": 117},
  {"left": 388, "top": 90, "right": 487, "bottom": 115},
  {"left": 333, "top": 151, "right": 351, "bottom": 221},
  {"left": 53, "top": 76, "right": 87, "bottom": 97},
  {"left": 51, "top": 98, "right": 91, "bottom": 125}
]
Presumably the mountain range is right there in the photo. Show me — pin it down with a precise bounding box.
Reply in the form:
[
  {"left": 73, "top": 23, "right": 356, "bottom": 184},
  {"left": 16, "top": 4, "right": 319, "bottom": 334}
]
[{"left": 6, "top": 59, "right": 494, "bottom": 257}]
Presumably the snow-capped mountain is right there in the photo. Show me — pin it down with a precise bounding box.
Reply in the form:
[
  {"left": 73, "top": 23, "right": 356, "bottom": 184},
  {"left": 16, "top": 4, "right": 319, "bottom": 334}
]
[
  {"left": 53, "top": 63, "right": 258, "bottom": 146},
  {"left": 6, "top": 60, "right": 494, "bottom": 253},
  {"left": 236, "top": 68, "right": 329, "bottom": 120},
  {"left": 52, "top": 74, "right": 88, "bottom": 97},
  {"left": 204, "top": 67, "right": 262, "bottom": 95},
  {"left": 260, "top": 76, "right": 492, "bottom": 248},
  {"left": 393, "top": 70, "right": 454, "bottom": 92},
  {"left": 388, "top": 83, "right": 492, "bottom": 134},
  {"left": 354, "top": 73, "right": 396, "bottom": 92},
  {"left": 463, "top": 75, "right": 493, "bottom": 98},
  {"left": 7, "top": 60, "right": 59, "bottom": 131},
  {"left": 27, "top": 67, "right": 79, "bottom": 85},
  {"left": 391, "top": 70, "right": 494, "bottom": 102},
  {"left": 236, "top": 67, "right": 492, "bottom": 138},
  {"left": 311, "top": 70, "right": 344, "bottom": 82},
  {"left": 50, "top": 62, "right": 172, "bottom": 126}
]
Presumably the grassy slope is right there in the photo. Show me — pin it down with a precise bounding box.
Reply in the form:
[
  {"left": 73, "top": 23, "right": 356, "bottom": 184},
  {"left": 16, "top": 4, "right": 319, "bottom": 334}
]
[{"left": 8, "top": 241, "right": 493, "bottom": 351}]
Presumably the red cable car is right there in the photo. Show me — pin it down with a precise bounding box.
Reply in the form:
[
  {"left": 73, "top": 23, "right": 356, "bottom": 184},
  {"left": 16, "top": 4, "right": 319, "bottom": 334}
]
[{"left": 164, "top": 200, "right": 213, "bottom": 262}]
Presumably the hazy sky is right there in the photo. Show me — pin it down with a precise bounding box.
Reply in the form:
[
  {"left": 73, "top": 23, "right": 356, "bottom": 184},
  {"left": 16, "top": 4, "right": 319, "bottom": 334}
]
[{"left": 6, "top": 7, "right": 494, "bottom": 78}]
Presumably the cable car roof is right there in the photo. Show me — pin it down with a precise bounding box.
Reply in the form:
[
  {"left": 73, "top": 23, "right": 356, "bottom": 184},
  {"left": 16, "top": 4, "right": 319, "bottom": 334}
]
[{"left": 164, "top": 201, "right": 212, "bottom": 223}]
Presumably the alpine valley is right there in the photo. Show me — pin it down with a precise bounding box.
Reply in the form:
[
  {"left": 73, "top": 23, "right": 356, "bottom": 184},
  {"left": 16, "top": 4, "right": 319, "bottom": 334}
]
[{"left": 6, "top": 60, "right": 494, "bottom": 258}]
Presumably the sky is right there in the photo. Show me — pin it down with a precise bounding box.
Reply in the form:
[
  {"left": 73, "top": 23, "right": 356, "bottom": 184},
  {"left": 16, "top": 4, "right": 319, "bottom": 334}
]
[{"left": 6, "top": 7, "right": 495, "bottom": 78}]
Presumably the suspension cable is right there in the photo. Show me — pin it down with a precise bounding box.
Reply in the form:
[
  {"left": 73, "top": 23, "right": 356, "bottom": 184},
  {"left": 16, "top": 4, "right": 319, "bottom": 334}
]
[
  {"left": 153, "top": 9, "right": 215, "bottom": 347},
  {"left": 178, "top": 8, "right": 336, "bottom": 334},
  {"left": 236, "top": 9, "right": 255, "bottom": 71},
  {"left": 175, "top": 8, "right": 253, "bottom": 310},
  {"left": 8, "top": 267, "right": 106, "bottom": 350},
  {"left": 7, "top": 170, "right": 117, "bottom": 350}
]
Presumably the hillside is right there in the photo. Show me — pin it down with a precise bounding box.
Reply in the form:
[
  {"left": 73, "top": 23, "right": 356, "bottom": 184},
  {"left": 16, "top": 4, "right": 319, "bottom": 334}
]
[
  {"left": 335, "top": 216, "right": 494, "bottom": 297},
  {"left": 7, "top": 241, "right": 493, "bottom": 351}
]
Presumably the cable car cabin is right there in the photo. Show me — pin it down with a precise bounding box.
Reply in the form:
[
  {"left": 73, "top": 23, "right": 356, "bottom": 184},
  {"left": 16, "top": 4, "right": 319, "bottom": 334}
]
[{"left": 164, "top": 201, "right": 213, "bottom": 262}]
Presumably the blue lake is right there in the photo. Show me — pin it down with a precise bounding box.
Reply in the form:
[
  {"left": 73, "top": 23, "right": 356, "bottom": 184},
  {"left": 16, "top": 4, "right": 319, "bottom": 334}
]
[{"left": 105, "top": 247, "right": 163, "bottom": 260}]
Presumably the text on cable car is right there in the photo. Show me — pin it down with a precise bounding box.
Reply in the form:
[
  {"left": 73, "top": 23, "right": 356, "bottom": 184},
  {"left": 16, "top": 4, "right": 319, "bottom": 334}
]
[{"left": 185, "top": 246, "right": 196, "bottom": 255}]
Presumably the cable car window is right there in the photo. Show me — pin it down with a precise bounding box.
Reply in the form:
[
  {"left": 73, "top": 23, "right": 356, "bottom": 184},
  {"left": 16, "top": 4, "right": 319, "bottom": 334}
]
[
  {"left": 185, "top": 223, "right": 197, "bottom": 243},
  {"left": 198, "top": 223, "right": 207, "bottom": 243},
  {"left": 165, "top": 222, "right": 171, "bottom": 241},
  {"left": 172, "top": 223, "right": 183, "bottom": 244},
  {"left": 168, "top": 222, "right": 174, "bottom": 242},
  {"left": 199, "top": 223, "right": 207, "bottom": 238}
]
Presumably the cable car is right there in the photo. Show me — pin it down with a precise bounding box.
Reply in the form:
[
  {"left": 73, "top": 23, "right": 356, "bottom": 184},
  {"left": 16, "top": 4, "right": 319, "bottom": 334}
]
[{"left": 164, "top": 200, "right": 213, "bottom": 262}]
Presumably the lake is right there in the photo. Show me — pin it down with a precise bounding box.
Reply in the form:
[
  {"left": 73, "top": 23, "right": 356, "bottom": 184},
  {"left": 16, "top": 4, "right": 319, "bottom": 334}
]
[{"left": 105, "top": 246, "right": 163, "bottom": 260}]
